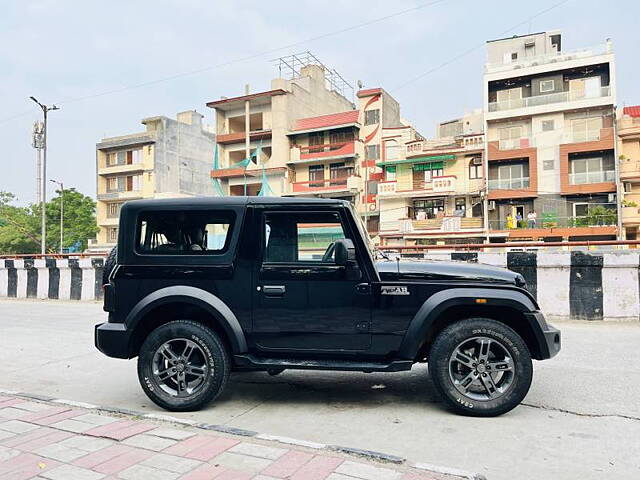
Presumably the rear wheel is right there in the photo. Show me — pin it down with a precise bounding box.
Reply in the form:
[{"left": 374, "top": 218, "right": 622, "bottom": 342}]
[
  {"left": 429, "top": 318, "right": 532, "bottom": 416},
  {"left": 137, "top": 320, "right": 230, "bottom": 411},
  {"left": 102, "top": 246, "right": 117, "bottom": 286}
]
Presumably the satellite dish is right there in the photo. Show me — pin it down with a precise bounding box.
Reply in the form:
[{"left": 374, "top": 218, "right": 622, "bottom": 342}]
[{"left": 357, "top": 80, "right": 364, "bottom": 89}]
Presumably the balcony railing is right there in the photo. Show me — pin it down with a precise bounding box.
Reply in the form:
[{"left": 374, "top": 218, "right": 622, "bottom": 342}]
[
  {"left": 485, "top": 43, "right": 611, "bottom": 73},
  {"left": 380, "top": 216, "right": 484, "bottom": 233},
  {"left": 498, "top": 137, "right": 533, "bottom": 150},
  {"left": 488, "top": 86, "right": 611, "bottom": 113},
  {"left": 488, "top": 177, "right": 530, "bottom": 190},
  {"left": 292, "top": 176, "right": 358, "bottom": 193},
  {"left": 563, "top": 129, "right": 603, "bottom": 144},
  {"left": 569, "top": 170, "right": 614, "bottom": 185},
  {"left": 297, "top": 141, "right": 355, "bottom": 161},
  {"left": 489, "top": 213, "right": 617, "bottom": 231}
]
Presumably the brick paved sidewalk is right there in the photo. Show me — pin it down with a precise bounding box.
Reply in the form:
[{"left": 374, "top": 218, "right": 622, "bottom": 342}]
[{"left": 0, "top": 395, "right": 465, "bottom": 480}]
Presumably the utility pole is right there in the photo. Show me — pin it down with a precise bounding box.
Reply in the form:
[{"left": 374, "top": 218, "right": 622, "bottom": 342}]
[
  {"left": 244, "top": 84, "right": 250, "bottom": 196},
  {"left": 30, "top": 96, "right": 60, "bottom": 255},
  {"left": 50, "top": 179, "right": 64, "bottom": 253},
  {"left": 31, "top": 122, "right": 44, "bottom": 203}
]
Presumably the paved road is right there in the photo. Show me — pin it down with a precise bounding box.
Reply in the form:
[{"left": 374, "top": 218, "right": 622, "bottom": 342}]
[{"left": 1, "top": 300, "right": 639, "bottom": 480}]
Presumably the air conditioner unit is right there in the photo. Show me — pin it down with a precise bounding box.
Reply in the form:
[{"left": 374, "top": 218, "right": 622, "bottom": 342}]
[
  {"left": 624, "top": 182, "right": 632, "bottom": 193},
  {"left": 608, "top": 193, "right": 616, "bottom": 203},
  {"left": 472, "top": 157, "right": 482, "bottom": 166},
  {"left": 488, "top": 200, "right": 496, "bottom": 211}
]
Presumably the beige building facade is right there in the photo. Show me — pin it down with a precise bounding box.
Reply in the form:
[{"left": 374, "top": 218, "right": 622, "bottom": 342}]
[
  {"left": 618, "top": 106, "right": 640, "bottom": 239},
  {"left": 92, "top": 111, "right": 216, "bottom": 250}
]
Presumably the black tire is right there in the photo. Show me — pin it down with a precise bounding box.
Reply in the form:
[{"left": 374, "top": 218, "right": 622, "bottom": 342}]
[
  {"left": 137, "top": 320, "right": 230, "bottom": 412},
  {"left": 429, "top": 318, "right": 532, "bottom": 417},
  {"left": 102, "top": 246, "right": 117, "bottom": 286}
]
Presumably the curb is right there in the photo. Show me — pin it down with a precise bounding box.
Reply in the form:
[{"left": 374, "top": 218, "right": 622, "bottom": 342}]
[{"left": 1, "top": 388, "right": 486, "bottom": 480}]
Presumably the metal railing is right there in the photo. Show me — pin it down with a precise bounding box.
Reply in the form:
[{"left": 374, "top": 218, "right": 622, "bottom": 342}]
[
  {"left": 488, "top": 86, "right": 611, "bottom": 112},
  {"left": 498, "top": 137, "right": 533, "bottom": 150},
  {"left": 380, "top": 240, "right": 639, "bottom": 254},
  {"left": 488, "top": 177, "right": 530, "bottom": 190},
  {"left": 569, "top": 170, "right": 615, "bottom": 185},
  {"left": 489, "top": 213, "right": 617, "bottom": 231}
]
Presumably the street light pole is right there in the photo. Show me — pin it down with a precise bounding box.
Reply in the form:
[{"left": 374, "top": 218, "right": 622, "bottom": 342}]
[
  {"left": 50, "top": 180, "right": 64, "bottom": 253},
  {"left": 30, "top": 96, "right": 60, "bottom": 255}
]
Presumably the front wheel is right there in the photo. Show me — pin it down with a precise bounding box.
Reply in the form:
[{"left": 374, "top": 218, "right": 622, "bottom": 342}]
[
  {"left": 429, "top": 318, "right": 532, "bottom": 417},
  {"left": 137, "top": 320, "right": 230, "bottom": 411}
]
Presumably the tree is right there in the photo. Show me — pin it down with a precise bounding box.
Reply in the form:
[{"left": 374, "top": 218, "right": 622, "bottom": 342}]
[{"left": 0, "top": 189, "right": 98, "bottom": 254}]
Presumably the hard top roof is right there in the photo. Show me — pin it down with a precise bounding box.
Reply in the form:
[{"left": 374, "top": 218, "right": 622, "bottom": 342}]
[{"left": 122, "top": 196, "right": 351, "bottom": 210}]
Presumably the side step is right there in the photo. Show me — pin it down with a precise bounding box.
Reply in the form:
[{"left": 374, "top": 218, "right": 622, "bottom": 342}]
[{"left": 233, "top": 354, "right": 413, "bottom": 373}]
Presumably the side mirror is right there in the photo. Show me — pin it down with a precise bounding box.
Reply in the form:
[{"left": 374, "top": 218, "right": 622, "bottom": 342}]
[{"left": 334, "top": 238, "right": 356, "bottom": 266}]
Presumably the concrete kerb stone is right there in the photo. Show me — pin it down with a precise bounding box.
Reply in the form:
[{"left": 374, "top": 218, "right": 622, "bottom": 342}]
[{"left": 5, "top": 390, "right": 482, "bottom": 480}]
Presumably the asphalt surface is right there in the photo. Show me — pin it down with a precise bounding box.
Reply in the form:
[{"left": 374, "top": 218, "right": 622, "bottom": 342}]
[{"left": 1, "top": 299, "right": 639, "bottom": 480}]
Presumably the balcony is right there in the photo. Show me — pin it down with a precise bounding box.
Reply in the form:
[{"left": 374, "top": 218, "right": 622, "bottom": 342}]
[
  {"left": 562, "top": 129, "right": 603, "bottom": 144},
  {"left": 498, "top": 137, "right": 533, "bottom": 150},
  {"left": 97, "top": 190, "right": 143, "bottom": 201},
  {"left": 377, "top": 176, "right": 457, "bottom": 197},
  {"left": 488, "top": 86, "right": 611, "bottom": 113},
  {"left": 291, "top": 176, "right": 360, "bottom": 194},
  {"left": 489, "top": 213, "right": 617, "bottom": 231},
  {"left": 485, "top": 43, "right": 611, "bottom": 73},
  {"left": 216, "top": 129, "right": 272, "bottom": 145},
  {"left": 380, "top": 216, "right": 484, "bottom": 234},
  {"left": 569, "top": 170, "right": 614, "bottom": 185},
  {"left": 620, "top": 158, "right": 640, "bottom": 180},
  {"left": 622, "top": 206, "right": 640, "bottom": 225},
  {"left": 488, "top": 177, "right": 530, "bottom": 190},
  {"left": 291, "top": 141, "right": 356, "bottom": 163}
]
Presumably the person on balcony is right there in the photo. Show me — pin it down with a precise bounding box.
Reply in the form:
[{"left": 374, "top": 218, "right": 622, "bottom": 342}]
[
  {"left": 506, "top": 213, "right": 515, "bottom": 229},
  {"left": 527, "top": 210, "right": 537, "bottom": 229}
]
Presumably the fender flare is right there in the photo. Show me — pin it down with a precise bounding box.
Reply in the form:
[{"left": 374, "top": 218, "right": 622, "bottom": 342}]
[
  {"left": 398, "top": 287, "right": 537, "bottom": 359},
  {"left": 124, "top": 285, "right": 248, "bottom": 354}
]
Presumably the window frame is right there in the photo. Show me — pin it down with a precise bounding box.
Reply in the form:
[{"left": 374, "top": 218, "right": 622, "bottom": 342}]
[
  {"left": 364, "top": 109, "right": 380, "bottom": 126},
  {"left": 539, "top": 79, "right": 555, "bottom": 93},
  {"left": 134, "top": 210, "right": 236, "bottom": 257},
  {"left": 260, "top": 210, "right": 355, "bottom": 267}
]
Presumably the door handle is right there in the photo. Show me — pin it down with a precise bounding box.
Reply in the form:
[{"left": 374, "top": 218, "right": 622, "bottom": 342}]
[{"left": 263, "top": 285, "right": 286, "bottom": 297}]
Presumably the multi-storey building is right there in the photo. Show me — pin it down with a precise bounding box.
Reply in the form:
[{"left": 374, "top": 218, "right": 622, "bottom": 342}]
[
  {"left": 207, "top": 57, "right": 407, "bottom": 233},
  {"left": 207, "top": 62, "right": 355, "bottom": 198},
  {"left": 618, "top": 105, "right": 640, "bottom": 240},
  {"left": 92, "top": 111, "right": 216, "bottom": 250},
  {"left": 377, "top": 117, "right": 486, "bottom": 246},
  {"left": 484, "top": 31, "right": 618, "bottom": 242}
]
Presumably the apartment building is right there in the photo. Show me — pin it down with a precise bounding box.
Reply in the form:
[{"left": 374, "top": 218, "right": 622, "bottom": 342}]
[
  {"left": 484, "top": 31, "right": 618, "bottom": 242},
  {"left": 618, "top": 105, "right": 640, "bottom": 239},
  {"left": 92, "top": 111, "right": 216, "bottom": 250},
  {"left": 377, "top": 113, "right": 486, "bottom": 246},
  {"left": 207, "top": 57, "right": 406, "bottom": 233},
  {"left": 207, "top": 62, "right": 355, "bottom": 198}
]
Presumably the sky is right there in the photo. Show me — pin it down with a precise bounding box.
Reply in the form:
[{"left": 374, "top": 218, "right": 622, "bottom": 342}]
[{"left": 1, "top": 0, "right": 639, "bottom": 205}]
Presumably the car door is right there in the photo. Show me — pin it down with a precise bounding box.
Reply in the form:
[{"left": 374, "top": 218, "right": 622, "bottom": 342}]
[{"left": 251, "top": 208, "right": 371, "bottom": 353}]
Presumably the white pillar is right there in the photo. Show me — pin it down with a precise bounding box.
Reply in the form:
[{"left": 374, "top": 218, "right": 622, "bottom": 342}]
[
  {"left": 57, "top": 259, "right": 71, "bottom": 300},
  {"left": 602, "top": 252, "right": 639, "bottom": 321},
  {"left": 15, "top": 259, "right": 27, "bottom": 299},
  {"left": 477, "top": 252, "right": 507, "bottom": 267},
  {"left": 536, "top": 252, "right": 571, "bottom": 321},
  {"left": 0, "top": 261, "right": 7, "bottom": 297},
  {"left": 35, "top": 258, "right": 49, "bottom": 300},
  {"left": 79, "top": 258, "right": 95, "bottom": 301}
]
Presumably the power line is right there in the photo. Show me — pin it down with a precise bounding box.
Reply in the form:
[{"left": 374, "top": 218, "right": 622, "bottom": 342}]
[
  {"left": 0, "top": 0, "right": 449, "bottom": 125},
  {"left": 392, "top": 0, "right": 573, "bottom": 92}
]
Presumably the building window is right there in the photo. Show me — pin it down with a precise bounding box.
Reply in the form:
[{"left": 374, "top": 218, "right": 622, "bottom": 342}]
[
  {"left": 570, "top": 117, "right": 603, "bottom": 142},
  {"left": 108, "top": 227, "right": 118, "bottom": 242},
  {"left": 498, "top": 125, "right": 524, "bottom": 149},
  {"left": 496, "top": 88, "right": 522, "bottom": 109},
  {"left": 106, "top": 175, "right": 141, "bottom": 193},
  {"left": 385, "top": 140, "right": 400, "bottom": 160},
  {"left": 385, "top": 166, "right": 396, "bottom": 181},
  {"left": 107, "top": 202, "right": 122, "bottom": 218},
  {"left": 412, "top": 198, "right": 444, "bottom": 220},
  {"left": 365, "top": 144, "right": 380, "bottom": 160},
  {"left": 539, "top": 79, "right": 555, "bottom": 93},
  {"left": 469, "top": 158, "right": 482, "bottom": 179},
  {"left": 455, "top": 198, "right": 466, "bottom": 214},
  {"left": 308, "top": 132, "right": 324, "bottom": 153},
  {"left": 569, "top": 77, "right": 602, "bottom": 100},
  {"left": 570, "top": 157, "right": 613, "bottom": 184},
  {"left": 308, "top": 165, "right": 324, "bottom": 188},
  {"left": 106, "top": 148, "right": 142, "bottom": 167},
  {"left": 364, "top": 109, "right": 380, "bottom": 126},
  {"left": 329, "top": 128, "right": 354, "bottom": 146},
  {"left": 495, "top": 163, "right": 529, "bottom": 189},
  {"left": 329, "top": 162, "right": 352, "bottom": 186},
  {"left": 542, "top": 120, "right": 555, "bottom": 131}
]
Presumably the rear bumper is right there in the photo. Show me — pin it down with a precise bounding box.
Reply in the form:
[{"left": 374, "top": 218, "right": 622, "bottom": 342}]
[
  {"left": 95, "top": 322, "right": 131, "bottom": 359},
  {"left": 524, "top": 311, "right": 561, "bottom": 360}
]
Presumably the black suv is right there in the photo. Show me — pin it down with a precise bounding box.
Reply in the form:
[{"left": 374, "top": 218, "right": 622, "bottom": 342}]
[{"left": 95, "top": 197, "right": 560, "bottom": 416}]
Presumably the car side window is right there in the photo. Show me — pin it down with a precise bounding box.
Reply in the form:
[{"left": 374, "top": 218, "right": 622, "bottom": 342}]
[
  {"left": 137, "top": 210, "right": 234, "bottom": 254},
  {"left": 263, "top": 212, "right": 346, "bottom": 263}
]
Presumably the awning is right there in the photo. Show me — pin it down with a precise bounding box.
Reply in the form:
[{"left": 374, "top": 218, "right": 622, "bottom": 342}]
[{"left": 376, "top": 154, "right": 456, "bottom": 168}]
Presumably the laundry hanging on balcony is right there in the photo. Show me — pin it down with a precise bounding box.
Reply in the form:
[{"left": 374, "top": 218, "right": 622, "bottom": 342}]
[{"left": 257, "top": 144, "right": 274, "bottom": 196}]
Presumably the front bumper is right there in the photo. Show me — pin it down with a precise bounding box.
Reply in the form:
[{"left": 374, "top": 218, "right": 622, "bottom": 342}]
[
  {"left": 95, "top": 322, "right": 131, "bottom": 359},
  {"left": 524, "top": 311, "right": 561, "bottom": 360}
]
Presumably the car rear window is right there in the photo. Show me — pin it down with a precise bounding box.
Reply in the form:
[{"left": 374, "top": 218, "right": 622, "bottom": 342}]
[{"left": 136, "top": 210, "right": 234, "bottom": 255}]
